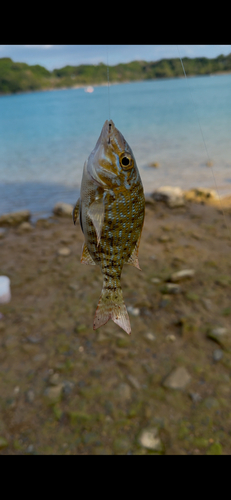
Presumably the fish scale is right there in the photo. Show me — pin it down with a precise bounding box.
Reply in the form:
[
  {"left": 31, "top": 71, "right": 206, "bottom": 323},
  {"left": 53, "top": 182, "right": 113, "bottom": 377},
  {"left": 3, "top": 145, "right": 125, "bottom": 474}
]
[{"left": 73, "top": 119, "right": 145, "bottom": 335}]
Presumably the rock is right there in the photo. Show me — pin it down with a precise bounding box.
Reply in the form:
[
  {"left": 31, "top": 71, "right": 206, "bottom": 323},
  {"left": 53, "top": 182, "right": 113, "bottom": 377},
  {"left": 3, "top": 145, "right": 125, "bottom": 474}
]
[
  {"left": 170, "top": 269, "right": 195, "bottom": 282},
  {"left": 161, "top": 283, "right": 181, "bottom": 294},
  {"left": 127, "top": 374, "right": 141, "bottom": 390},
  {"left": 127, "top": 305, "right": 140, "bottom": 316},
  {"left": 213, "top": 349, "right": 223, "bottom": 362},
  {"left": 201, "top": 298, "right": 212, "bottom": 311},
  {"left": 189, "top": 392, "right": 202, "bottom": 403},
  {"left": 138, "top": 427, "right": 163, "bottom": 452},
  {"left": 43, "top": 384, "right": 64, "bottom": 405},
  {"left": 166, "top": 334, "right": 176, "bottom": 342},
  {"left": 0, "top": 276, "right": 11, "bottom": 304},
  {"left": 152, "top": 186, "right": 185, "bottom": 208},
  {"left": 163, "top": 367, "right": 191, "bottom": 390},
  {"left": 49, "top": 373, "right": 60, "bottom": 386},
  {"left": 0, "top": 210, "right": 30, "bottom": 227},
  {"left": 53, "top": 202, "right": 74, "bottom": 217},
  {"left": 151, "top": 278, "right": 161, "bottom": 284},
  {"left": 116, "top": 383, "right": 131, "bottom": 402},
  {"left": 26, "top": 390, "right": 35, "bottom": 403},
  {"left": 63, "top": 380, "right": 75, "bottom": 396},
  {"left": 143, "top": 332, "right": 156, "bottom": 341},
  {"left": 145, "top": 195, "right": 156, "bottom": 206},
  {"left": 0, "top": 228, "right": 6, "bottom": 238},
  {"left": 57, "top": 247, "right": 71, "bottom": 257},
  {"left": 207, "top": 327, "right": 228, "bottom": 348},
  {"left": 0, "top": 437, "right": 8, "bottom": 450},
  {"left": 184, "top": 188, "right": 219, "bottom": 202},
  {"left": 26, "top": 444, "right": 34, "bottom": 454},
  {"left": 17, "top": 221, "right": 33, "bottom": 232}
]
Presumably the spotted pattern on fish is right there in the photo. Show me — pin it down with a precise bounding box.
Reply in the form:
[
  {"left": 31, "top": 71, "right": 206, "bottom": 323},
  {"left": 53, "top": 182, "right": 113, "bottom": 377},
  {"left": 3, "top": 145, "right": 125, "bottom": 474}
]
[{"left": 75, "top": 119, "right": 145, "bottom": 335}]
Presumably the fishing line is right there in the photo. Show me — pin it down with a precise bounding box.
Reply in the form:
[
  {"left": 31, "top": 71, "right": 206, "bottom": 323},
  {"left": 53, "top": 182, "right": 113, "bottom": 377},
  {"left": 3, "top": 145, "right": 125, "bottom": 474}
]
[
  {"left": 106, "top": 45, "right": 111, "bottom": 120},
  {"left": 176, "top": 45, "right": 231, "bottom": 240}
]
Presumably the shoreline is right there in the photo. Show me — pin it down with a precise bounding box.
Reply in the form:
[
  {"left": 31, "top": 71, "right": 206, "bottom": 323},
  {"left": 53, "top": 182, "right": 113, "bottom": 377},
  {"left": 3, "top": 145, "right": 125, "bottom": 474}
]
[{"left": 1, "top": 71, "right": 231, "bottom": 98}]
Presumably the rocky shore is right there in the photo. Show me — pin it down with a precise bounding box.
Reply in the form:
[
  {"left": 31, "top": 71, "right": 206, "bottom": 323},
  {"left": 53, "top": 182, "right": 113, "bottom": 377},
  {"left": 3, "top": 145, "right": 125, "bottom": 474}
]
[{"left": 0, "top": 186, "right": 231, "bottom": 455}]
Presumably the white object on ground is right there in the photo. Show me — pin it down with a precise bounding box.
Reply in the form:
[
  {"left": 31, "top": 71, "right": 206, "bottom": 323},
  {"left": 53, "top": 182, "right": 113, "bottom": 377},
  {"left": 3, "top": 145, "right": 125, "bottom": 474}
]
[{"left": 0, "top": 276, "right": 11, "bottom": 303}]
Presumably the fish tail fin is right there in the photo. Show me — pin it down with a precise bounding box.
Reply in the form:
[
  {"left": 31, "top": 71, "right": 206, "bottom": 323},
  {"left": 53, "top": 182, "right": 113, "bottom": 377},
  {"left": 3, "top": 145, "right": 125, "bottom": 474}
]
[{"left": 93, "top": 281, "right": 131, "bottom": 335}]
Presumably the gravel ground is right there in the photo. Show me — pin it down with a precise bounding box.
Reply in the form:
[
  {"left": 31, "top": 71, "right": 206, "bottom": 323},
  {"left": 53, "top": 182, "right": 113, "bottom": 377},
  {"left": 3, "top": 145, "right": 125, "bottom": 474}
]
[{"left": 0, "top": 195, "right": 231, "bottom": 455}]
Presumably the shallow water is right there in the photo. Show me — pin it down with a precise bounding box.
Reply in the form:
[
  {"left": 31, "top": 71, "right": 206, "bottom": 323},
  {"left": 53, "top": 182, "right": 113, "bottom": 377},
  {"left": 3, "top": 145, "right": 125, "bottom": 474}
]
[{"left": 1, "top": 74, "right": 231, "bottom": 216}]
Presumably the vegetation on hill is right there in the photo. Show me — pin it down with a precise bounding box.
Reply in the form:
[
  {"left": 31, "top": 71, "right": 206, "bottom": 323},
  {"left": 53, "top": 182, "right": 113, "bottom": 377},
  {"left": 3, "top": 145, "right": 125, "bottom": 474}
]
[{"left": 1, "top": 53, "right": 231, "bottom": 94}]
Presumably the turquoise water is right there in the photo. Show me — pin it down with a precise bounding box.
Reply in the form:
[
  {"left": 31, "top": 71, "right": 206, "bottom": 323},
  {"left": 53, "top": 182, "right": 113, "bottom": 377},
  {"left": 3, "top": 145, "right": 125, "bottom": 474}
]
[{"left": 1, "top": 74, "right": 231, "bottom": 217}]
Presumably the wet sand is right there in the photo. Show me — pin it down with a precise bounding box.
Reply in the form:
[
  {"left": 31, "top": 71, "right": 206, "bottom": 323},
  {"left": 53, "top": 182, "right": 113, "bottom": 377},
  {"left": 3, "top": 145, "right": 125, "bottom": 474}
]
[{"left": 0, "top": 195, "right": 231, "bottom": 455}]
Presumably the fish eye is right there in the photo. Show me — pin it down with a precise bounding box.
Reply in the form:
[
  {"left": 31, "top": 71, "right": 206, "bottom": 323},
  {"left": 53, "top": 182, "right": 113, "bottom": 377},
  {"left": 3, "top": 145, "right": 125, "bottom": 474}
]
[
  {"left": 119, "top": 152, "right": 134, "bottom": 170},
  {"left": 121, "top": 156, "right": 130, "bottom": 167}
]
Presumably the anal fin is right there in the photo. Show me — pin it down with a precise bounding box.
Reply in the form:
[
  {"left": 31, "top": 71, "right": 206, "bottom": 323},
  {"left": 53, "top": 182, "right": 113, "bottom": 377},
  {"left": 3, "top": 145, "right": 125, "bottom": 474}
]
[
  {"left": 81, "top": 243, "right": 96, "bottom": 265},
  {"left": 126, "top": 234, "right": 142, "bottom": 270},
  {"left": 87, "top": 198, "right": 105, "bottom": 246}
]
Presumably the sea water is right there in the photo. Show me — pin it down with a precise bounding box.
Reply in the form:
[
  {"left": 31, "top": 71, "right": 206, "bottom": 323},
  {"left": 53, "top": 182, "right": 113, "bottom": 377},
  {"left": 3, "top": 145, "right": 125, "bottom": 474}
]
[{"left": 0, "top": 74, "right": 231, "bottom": 218}]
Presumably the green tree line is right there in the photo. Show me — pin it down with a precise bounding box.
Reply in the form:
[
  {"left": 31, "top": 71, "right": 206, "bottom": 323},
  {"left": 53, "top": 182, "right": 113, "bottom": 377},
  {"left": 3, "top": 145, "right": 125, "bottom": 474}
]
[{"left": 1, "top": 54, "right": 231, "bottom": 94}]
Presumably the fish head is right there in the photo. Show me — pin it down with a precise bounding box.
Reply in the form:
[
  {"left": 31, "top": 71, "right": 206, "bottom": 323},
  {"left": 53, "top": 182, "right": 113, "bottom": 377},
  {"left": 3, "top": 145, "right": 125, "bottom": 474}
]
[{"left": 87, "top": 120, "right": 139, "bottom": 189}]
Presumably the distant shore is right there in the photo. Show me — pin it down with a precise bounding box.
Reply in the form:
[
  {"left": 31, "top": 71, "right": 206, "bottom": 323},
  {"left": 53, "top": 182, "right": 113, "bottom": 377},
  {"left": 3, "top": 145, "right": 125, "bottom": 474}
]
[{"left": 1, "top": 71, "right": 231, "bottom": 98}]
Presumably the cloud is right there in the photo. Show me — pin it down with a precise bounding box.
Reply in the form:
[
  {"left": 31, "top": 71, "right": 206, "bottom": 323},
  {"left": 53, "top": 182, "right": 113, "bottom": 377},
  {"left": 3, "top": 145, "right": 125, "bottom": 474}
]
[{"left": 24, "top": 45, "right": 53, "bottom": 49}]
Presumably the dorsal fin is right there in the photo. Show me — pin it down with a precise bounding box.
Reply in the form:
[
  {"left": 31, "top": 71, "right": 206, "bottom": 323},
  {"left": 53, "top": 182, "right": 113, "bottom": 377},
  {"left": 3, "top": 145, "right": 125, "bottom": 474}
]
[
  {"left": 87, "top": 198, "right": 105, "bottom": 246},
  {"left": 125, "top": 234, "right": 142, "bottom": 270},
  {"left": 81, "top": 243, "right": 96, "bottom": 265}
]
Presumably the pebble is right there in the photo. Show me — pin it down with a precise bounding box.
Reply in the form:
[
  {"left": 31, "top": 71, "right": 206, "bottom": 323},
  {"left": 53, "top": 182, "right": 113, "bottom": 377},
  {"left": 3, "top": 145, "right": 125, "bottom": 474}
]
[
  {"left": 145, "top": 195, "right": 156, "bottom": 206},
  {"left": 43, "top": 384, "right": 64, "bottom": 405},
  {"left": 170, "top": 269, "right": 195, "bottom": 282},
  {"left": 189, "top": 392, "right": 202, "bottom": 403},
  {"left": 49, "top": 373, "right": 60, "bottom": 386},
  {"left": 143, "top": 332, "right": 156, "bottom": 341},
  {"left": 0, "top": 209, "right": 30, "bottom": 226},
  {"left": 163, "top": 366, "right": 191, "bottom": 390},
  {"left": 116, "top": 383, "right": 131, "bottom": 402},
  {"left": 207, "top": 327, "right": 228, "bottom": 347},
  {"left": 127, "top": 374, "right": 141, "bottom": 390},
  {"left": 127, "top": 305, "right": 140, "bottom": 316},
  {"left": 138, "top": 427, "right": 163, "bottom": 452},
  {"left": 151, "top": 278, "right": 160, "bottom": 284},
  {"left": 164, "top": 283, "right": 181, "bottom": 294},
  {"left": 57, "top": 247, "right": 71, "bottom": 257},
  {"left": 26, "top": 390, "right": 35, "bottom": 403},
  {"left": 26, "top": 444, "right": 34, "bottom": 454},
  {"left": 213, "top": 349, "right": 223, "bottom": 362},
  {"left": 18, "top": 221, "right": 33, "bottom": 232},
  {"left": 152, "top": 186, "right": 185, "bottom": 208},
  {"left": 0, "top": 276, "right": 11, "bottom": 304},
  {"left": 53, "top": 202, "right": 74, "bottom": 217},
  {"left": 166, "top": 334, "right": 176, "bottom": 342}
]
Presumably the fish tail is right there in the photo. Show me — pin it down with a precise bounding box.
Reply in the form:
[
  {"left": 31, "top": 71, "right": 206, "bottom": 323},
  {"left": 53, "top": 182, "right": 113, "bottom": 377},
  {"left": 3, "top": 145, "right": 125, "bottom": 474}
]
[{"left": 93, "top": 279, "right": 131, "bottom": 335}]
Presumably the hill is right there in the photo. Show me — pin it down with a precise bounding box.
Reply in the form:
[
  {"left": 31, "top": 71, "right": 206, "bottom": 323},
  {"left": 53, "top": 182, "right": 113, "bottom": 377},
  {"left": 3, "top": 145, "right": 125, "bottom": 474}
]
[{"left": 1, "top": 54, "right": 231, "bottom": 94}]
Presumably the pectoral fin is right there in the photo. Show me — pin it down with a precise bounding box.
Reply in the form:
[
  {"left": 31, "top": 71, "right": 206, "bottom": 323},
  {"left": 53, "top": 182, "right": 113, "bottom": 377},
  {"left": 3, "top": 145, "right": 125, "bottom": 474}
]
[
  {"left": 126, "top": 234, "right": 142, "bottom": 270},
  {"left": 87, "top": 198, "right": 105, "bottom": 246},
  {"left": 73, "top": 198, "right": 80, "bottom": 225},
  {"left": 81, "top": 242, "right": 96, "bottom": 265}
]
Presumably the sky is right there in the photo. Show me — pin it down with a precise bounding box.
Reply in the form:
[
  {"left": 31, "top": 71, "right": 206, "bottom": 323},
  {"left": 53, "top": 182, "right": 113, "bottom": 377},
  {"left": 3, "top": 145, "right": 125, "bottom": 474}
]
[{"left": 0, "top": 45, "right": 231, "bottom": 70}]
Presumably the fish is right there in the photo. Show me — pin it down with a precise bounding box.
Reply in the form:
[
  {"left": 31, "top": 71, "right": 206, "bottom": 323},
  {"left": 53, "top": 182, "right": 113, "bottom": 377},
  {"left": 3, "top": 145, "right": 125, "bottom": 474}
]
[{"left": 73, "top": 120, "right": 145, "bottom": 335}]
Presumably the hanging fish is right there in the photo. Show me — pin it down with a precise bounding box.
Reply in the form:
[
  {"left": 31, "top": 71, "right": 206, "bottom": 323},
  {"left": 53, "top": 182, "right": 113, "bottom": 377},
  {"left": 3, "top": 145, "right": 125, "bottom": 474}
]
[{"left": 73, "top": 120, "right": 145, "bottom": 335}]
